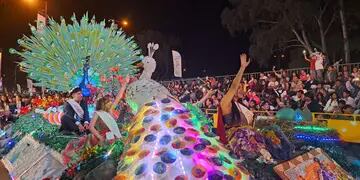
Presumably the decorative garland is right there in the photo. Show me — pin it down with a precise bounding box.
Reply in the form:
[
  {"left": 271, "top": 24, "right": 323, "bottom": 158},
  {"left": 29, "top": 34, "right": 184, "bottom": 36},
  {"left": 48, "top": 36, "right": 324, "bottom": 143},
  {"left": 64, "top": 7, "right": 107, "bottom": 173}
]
[{"left": 10, "top": 113, "right": 74, "bottom": 151}]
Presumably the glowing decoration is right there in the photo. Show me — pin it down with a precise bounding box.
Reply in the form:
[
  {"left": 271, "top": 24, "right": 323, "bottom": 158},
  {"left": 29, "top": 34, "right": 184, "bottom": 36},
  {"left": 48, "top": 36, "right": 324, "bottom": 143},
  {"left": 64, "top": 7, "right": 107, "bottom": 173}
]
[
  {"left": 116, "top": 98, "right": 251, "bottom": 179},
  {"left": 294, "top": 126, "right": 332, "bottom": 133},
  {"left": 10, "top": 13, "right": 140, "bottom": 92},
  {"left": 294, "top": 133, "right": 340, "bottom": 142},
  {"left": 294, "top": 109, "right": 304, "bottom": 122},
  {"left": 274, "top": 148, "right": 354, "bottom": 180}
]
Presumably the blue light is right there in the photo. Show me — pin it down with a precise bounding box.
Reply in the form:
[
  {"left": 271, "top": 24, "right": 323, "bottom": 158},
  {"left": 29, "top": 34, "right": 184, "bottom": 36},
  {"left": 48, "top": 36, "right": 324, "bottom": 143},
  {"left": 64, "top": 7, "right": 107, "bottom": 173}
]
[
  {"left": 81, "top": 86, "right": 91, "bottom": 97},
  {"left": 294, "top": 111, "right": 303, "bottom": 122},
  {"left": 294, "top": 133, "right": 339, "bottom": 142}
]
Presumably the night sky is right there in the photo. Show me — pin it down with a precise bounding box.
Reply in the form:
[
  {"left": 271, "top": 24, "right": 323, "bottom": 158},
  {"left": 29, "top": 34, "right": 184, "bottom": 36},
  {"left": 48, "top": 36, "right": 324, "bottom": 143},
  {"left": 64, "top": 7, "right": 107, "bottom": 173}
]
[{"left": 0, "top": 0, "right": 249, "bottom": 88}]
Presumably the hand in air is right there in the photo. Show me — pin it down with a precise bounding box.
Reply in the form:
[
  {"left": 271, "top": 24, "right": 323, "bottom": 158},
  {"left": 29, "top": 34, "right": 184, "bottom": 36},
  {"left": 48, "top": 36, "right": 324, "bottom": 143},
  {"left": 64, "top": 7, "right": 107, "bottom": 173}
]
[
  {"left": 207, "top": 89, "right": 216, "bottom": 96},
  {"left": 240, "top": 53, "right": 251, "bottom": 68},
  {"left": 125, "top": 75, "right": 131, "bottom": 84},
  {"left": 120, "top": 75, "right": 131, "bottom": 86},
  {"left": 83, "top": 123, "right": 89, "bottom": 130}
]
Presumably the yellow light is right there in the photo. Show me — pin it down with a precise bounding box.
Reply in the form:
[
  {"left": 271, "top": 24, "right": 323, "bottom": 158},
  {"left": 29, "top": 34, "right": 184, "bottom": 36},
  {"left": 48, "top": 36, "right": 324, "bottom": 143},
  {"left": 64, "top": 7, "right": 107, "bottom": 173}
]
[
  {"left": 23, "top": 0, "right": 37, "bottom": 6},
  {"left": 121, "top": 20, "right": 129, "bottom": 27}
]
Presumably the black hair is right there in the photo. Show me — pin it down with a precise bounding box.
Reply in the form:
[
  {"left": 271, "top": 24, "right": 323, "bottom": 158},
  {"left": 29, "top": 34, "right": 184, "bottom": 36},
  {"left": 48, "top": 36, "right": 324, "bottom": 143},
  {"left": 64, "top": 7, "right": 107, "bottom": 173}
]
[
  {"left": 69, "top": 87, "right": 81, "bottom": 96},
  {"left": 195, "top": 90, "right": 203, "bottom": 100},
  {"left": 343, "top": 90, "right": 351, "bottom": 95},
  {"left": 305, "top": 92, "right": 314, "bottom": 100},
  {"left": 338, "top": 99, "right": 346, "bottom": 105}
]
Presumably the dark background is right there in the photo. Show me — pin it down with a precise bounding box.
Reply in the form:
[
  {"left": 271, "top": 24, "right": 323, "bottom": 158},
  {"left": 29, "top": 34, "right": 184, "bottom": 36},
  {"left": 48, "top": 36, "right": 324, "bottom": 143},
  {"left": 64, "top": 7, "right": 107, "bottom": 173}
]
[{"left": 0, "top": 0, "right": 251, "bottom": 89}]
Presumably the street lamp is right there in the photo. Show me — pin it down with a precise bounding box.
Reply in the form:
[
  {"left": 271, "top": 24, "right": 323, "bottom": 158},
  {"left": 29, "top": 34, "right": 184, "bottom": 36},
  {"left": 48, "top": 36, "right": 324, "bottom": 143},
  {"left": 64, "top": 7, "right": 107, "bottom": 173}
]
[
  {"left": 23, "top": 0, "right": 48, "bottom": 17},
  {"left": 121, "top": 20, "right": 128, "bottom": 27}
]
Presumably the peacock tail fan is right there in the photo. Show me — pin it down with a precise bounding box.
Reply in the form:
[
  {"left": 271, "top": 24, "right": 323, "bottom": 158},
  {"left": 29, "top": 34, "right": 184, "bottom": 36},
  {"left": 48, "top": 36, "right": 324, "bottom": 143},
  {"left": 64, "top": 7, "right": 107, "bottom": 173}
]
[
  {"left": 10, "top": 13, "right": 141, "bottom": 92},
  {"left": 115, "top": 98, "right": 251, "bottom": 180}
]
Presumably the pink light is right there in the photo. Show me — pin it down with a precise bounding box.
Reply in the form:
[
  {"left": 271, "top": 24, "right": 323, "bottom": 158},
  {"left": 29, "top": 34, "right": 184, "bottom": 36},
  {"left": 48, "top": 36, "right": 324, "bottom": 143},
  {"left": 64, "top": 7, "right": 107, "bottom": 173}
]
[{"left": 192, "top": 153, "right": 214, "bottom": 171}]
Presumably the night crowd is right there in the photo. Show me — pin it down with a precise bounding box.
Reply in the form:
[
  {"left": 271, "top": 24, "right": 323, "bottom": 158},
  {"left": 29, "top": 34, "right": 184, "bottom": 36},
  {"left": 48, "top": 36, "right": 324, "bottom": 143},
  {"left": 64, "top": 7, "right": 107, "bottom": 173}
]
[
  {"left": 166, "top": 63, "right": 360, "bottom": 116},
  {"left": 1, "top": 62, "right": 359, "bottom": 128}
]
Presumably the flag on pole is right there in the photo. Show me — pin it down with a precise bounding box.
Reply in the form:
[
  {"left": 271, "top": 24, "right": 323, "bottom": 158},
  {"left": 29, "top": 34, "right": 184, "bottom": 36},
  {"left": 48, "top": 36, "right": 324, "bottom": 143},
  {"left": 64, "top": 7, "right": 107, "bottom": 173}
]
[
  {"left": 26, "top": 79, "right": 33, "bottom": 92},
  {"left": 17, "top": 84, "right": 21, "bottom": 93},
  {"left": 41, "top": 86, "right": 45, "bottom": 97},
  {"left": 37, "top": 13, "right": 46, "bottom": 93},
  {"left": 37, "top": 13, "right": 46, "bottom": 33},
  {"left": 172, "top": 50, "right": 182, "bottom": 78}
]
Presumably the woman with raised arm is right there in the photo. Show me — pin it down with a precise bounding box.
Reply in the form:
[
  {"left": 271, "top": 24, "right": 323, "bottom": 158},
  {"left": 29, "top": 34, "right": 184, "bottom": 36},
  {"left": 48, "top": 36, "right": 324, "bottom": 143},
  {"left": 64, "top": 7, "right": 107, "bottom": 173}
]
[
  {"left": 217, "top": 54, "right": 274, "bottom": 163},
  {"left": 219, "top": 54, "right": 251, "bottom": 135}
]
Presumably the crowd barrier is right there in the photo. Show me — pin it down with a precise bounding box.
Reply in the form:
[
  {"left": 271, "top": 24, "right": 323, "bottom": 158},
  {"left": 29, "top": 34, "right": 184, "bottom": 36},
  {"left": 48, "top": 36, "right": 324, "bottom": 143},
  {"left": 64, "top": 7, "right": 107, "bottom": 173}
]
[{"left": 161, "top": 62, "right": 360, "bottom": 84}]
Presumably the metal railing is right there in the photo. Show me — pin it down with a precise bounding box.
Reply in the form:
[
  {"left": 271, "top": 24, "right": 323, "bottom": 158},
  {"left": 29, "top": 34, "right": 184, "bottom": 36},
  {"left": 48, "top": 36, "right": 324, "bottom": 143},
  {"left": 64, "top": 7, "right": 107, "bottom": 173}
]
[{"left": 161, "top": 62, "right": 360, "bottom": 84}]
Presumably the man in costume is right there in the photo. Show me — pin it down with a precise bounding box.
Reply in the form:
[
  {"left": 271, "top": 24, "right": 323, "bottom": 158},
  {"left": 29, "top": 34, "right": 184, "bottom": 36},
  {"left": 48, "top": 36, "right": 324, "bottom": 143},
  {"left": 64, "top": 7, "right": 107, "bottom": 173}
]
[{"left": 60, "top": 87, "right": 90, "bottom": 135}]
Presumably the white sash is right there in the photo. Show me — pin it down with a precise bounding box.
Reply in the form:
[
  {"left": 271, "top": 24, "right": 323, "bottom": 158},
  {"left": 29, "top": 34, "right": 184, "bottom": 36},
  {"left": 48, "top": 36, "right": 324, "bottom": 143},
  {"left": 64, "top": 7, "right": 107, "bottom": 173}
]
[
  {"left": 96, "top": 111, "right": 121, "bottom": 140},
  {"left": 234, "top": 101, "right": 254, "bottom": 125},
  {"left": 67, "top": 99, "right": 84, "bottom": 119}
]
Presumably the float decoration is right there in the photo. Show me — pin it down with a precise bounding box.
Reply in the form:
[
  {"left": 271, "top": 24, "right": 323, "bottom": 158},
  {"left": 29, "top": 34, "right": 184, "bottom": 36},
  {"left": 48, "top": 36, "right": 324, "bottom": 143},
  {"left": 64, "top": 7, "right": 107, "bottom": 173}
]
[
  {"left": 273, "top": 148, "right": 354, "bottom": 180},
  {"left": 115, "top": 98, "right": 251, "bottom": 179},
  {"left": 10, "top": 13, "right": 141, "bottom": 92}
]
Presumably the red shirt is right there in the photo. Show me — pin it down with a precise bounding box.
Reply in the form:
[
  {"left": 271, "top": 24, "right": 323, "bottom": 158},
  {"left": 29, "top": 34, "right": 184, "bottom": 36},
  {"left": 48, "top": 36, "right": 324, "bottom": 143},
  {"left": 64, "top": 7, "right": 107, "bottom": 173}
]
[{"left": 309, "top": 56, "right": 316, "bottom": 70}]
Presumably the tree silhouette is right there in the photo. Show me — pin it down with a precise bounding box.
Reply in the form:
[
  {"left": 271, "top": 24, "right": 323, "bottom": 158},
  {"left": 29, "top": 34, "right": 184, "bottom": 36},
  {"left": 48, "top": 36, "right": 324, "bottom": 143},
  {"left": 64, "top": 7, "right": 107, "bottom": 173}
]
[{"left": 221, "top": 0, "right": 360, "bottom": 66}]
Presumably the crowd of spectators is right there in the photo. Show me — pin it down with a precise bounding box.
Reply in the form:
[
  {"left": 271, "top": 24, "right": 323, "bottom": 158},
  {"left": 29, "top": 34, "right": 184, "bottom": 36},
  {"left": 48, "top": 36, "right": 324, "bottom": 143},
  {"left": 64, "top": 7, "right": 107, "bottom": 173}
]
[
  {"left": 0, "top": 91, "right": 66, "bottom": 128},
  {"left": 1, "top": 63, "right": 359, "bottom": 127},
  {"left": 165, "top": 64, "right": 360, "bottom": 116}
]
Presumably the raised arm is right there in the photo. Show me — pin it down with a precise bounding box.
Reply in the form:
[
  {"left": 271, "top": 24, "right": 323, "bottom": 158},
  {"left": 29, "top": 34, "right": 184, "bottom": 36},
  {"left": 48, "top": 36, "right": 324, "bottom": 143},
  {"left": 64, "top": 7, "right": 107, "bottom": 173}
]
[
  {"left": 303, "top": 54, "right": 310, "bottom": 62},
  {"left": 272, "top": 66, "right": 282, "bottom": 78},
  {"left": 110, "top": 75, "right": 130, "bottom": 113},
  {"left": 220, "top": 54, "right": 250, "bottom": 113}
]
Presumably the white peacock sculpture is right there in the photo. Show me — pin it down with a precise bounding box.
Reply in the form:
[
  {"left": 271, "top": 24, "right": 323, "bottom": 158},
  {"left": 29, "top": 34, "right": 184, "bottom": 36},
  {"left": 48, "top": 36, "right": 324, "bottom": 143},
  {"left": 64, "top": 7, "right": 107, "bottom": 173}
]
[{"left": 125, "top": 43, "right": 172, "bottom": 113}]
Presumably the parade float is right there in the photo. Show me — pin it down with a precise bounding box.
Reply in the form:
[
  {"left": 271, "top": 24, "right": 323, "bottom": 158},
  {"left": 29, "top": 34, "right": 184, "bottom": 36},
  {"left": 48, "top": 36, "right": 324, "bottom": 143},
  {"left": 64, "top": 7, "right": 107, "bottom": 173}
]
[{"left": 0, "top": 12, "right": 358, "bottom": 180}]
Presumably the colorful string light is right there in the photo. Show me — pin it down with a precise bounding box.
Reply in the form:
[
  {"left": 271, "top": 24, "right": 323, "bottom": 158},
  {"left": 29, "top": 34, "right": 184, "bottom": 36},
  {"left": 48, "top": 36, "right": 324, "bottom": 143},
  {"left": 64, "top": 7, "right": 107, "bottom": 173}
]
[
  {"left": 294, "top": 125, "right": 332, "bottom": 133},
  {"left": 294, "top": 133, "right": 339, "bottom": 142}
]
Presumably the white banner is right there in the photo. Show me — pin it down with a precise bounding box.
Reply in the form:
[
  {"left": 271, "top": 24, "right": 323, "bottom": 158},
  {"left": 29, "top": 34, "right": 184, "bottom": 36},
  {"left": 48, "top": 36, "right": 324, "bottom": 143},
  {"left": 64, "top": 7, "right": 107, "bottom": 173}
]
[
  {"left": 17, "top": 84, "right": 21, "bottom": 93},
  {"left": 27, "top": 79, "right": 33, "bottom": 92},
  {"left": 37, "top": 13, "right": 46, "bottom": 33},
  {"left": 41, "top": 86, "right": 45, "bottom": 97},
  {"left": 172, "top": 50, "right": 182, "bottom": 77}
]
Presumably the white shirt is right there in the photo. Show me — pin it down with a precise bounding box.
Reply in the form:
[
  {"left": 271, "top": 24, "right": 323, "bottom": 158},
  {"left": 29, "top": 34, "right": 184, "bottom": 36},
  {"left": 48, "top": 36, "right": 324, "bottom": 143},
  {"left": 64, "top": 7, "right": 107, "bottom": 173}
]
[
  {"left": 343, "top": 97, "right": 355, "bottom": 108},
  {"left": 315, "top": 55, "right": 324, "bottom": 70},
  {"left": 323, "top": 99, "right": 338, "bottom": 113}
]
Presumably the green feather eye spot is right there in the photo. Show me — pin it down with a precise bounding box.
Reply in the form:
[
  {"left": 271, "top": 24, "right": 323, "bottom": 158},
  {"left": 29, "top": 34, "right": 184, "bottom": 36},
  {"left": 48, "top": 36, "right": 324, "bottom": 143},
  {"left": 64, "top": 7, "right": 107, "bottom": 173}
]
[
  {"left": 9, "top": 48, "right": 17, "bottom": 54},
  {"left": 30, "top": 25, "right": 37, "bottom": 32}
]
